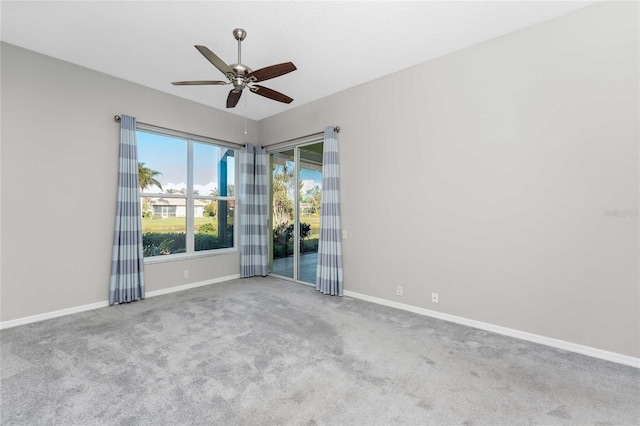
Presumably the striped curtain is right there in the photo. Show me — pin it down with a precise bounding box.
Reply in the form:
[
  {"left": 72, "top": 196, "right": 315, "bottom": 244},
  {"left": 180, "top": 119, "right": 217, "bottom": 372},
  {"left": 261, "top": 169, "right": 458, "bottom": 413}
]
[
  {"left": 316, "top": 126, "right": 343, "bottom": 296},
  {"left": 109, "top": 115, "right": 145, "bottom": 305},
  {"left": 239, "top": 143, "right": 269, "bottom": 277}
]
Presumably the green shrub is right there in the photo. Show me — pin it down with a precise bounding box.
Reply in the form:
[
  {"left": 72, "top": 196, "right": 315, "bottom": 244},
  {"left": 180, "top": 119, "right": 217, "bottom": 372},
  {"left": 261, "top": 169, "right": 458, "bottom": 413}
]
[
  {"left": 194, "top": 233, "right": 218, "bottom": 251},
  {"left": 272, "top": 237, "right": 319, "bottom": 259},
  {"left": 197, "top": 223, "right": 215, "bottom": 234},
  {"left": 143, "top": 232, "right": 184, "bottom": 256},
  {"left": 143, "top": 226, "right": 234, "bottom": 256},
  {"left": 301, "top": 238, "right": 318, "bottom": 254}
]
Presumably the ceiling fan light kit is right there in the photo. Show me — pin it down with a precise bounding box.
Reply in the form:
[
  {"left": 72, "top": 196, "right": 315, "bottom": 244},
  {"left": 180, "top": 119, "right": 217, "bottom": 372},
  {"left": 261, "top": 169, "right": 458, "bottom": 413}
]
[{"left": 172, "top": 28, "right": 296, "bottom": 109}]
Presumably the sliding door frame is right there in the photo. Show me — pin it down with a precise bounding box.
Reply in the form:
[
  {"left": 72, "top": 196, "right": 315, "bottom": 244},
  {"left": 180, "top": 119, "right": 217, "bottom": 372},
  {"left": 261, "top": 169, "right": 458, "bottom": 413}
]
[{"left": 267, "top": 135, "right": 323, "bottom": 285}]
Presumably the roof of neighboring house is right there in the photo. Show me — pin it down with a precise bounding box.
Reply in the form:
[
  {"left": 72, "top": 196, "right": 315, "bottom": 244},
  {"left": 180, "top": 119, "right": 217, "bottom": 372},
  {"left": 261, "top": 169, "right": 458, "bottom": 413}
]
[{"left": 149, "top": 198, "right": 209, "bottom": 207}]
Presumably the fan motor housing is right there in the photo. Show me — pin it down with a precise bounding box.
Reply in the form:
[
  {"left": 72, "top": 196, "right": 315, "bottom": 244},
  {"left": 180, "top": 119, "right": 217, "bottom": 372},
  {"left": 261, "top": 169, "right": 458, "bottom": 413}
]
[
  {"left": 230, "top": 63, "right": 252, "bottom": 77},
  {"left": 230, "top": 63, "right": 252, "bottom": 90}
]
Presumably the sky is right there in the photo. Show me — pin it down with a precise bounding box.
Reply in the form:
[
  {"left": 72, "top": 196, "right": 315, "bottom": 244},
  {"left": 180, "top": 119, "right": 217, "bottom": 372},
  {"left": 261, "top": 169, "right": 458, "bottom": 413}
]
[
  {"left": 137, "top": 130, "right": 235, "bottom": 195},
  {"left": 297, "top": 164, "right": 323, "bottom": 196},
  {"left": 137, "top": 131, "right": 321, "bottom": 196}
]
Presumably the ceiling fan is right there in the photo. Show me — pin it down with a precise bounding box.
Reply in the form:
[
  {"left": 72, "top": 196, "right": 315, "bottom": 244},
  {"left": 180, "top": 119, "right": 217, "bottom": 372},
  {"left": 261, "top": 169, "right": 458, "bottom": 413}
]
[{"left": 172, "top": 28, "right": 296, "bottom": 108}]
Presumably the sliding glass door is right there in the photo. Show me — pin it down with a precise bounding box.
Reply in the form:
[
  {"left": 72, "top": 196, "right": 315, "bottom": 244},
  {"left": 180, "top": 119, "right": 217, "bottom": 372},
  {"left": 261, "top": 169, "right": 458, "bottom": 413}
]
[
  {"left": 297, "top": 143, "right": 323, "bottom": 283},
  {"left": 271, "top": 149, "right": 295, "bottom": 279},
  {"left": 270, "top": 141, "right": 323, "bottom": 284}
]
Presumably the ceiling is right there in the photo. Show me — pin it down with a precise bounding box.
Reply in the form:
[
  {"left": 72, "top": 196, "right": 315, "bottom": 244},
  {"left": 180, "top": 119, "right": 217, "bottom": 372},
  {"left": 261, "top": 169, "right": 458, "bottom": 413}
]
[{"left": 1, "top": 1, "right": 596, "bottom": 121}]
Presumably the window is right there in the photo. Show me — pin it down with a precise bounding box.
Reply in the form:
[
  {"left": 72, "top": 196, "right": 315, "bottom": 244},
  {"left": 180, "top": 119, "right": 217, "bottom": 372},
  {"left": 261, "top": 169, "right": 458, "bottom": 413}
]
[{"left": 137, "top": 127, "right": 237, "bottom": 259}]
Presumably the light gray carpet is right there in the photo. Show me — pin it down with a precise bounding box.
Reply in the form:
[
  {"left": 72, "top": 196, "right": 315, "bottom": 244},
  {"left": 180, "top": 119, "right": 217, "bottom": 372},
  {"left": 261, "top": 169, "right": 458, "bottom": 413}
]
[{"left": 1, "top": 277, "right": 638, "bottom": 425}]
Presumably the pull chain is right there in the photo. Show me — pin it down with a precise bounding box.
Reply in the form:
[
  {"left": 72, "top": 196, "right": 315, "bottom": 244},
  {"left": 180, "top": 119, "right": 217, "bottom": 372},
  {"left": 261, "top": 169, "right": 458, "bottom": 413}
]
[{"left": 244, "top": 93, "right": 248, "bottom": 135}]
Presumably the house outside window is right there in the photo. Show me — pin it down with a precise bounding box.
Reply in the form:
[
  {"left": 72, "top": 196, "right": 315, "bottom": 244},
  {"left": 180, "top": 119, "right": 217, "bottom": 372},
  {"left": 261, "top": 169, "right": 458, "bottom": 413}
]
[{"left": 137, "top": 126, "right": 237, "bottom": 259}]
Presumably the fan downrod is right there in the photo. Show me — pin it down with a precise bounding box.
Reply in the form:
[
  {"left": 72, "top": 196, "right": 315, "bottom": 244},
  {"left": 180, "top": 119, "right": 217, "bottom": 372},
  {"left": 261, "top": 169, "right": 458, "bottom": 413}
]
[{"left": 230, "top": 28, "right": 251, "bottom": 91}]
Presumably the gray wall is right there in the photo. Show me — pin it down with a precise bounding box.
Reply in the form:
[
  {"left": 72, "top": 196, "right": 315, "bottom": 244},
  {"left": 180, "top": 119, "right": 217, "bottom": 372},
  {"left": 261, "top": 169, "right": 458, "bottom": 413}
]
[
  {"left": 1, "top": 43, "right": 256, "bottom": 321},
  {"left": 1, "top": 2, "right": 638, "bottom": 358},
  {"left": 258, "top": 2, "right": 639, "bottom": 357}
]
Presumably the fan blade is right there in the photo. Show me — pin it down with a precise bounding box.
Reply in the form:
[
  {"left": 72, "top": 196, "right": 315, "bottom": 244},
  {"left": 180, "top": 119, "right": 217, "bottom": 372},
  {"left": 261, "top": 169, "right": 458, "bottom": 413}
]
[
  {"left": 172, "top": 80, "right": 229, "bottom": 85},
  {"left": 247, "top": 62, "right": 297, "bottom": 82},
  {"left": 194, "top": 45, "right": 235, "bottom": 80},
  {"left": 250, "top": 85, "right": 293, "bottom": 104},
  {"left": 227, "top": 90, "right": 242, "bottom": 108}
]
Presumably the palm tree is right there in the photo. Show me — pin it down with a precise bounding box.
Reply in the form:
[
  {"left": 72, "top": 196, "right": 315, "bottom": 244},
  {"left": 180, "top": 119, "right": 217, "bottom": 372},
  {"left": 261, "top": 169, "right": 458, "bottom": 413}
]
[
  {"left": 272, "top": 164, "right": 294, "bottom": 230},
  {"left": 138, "top": 162, "right": 163, "bottom": 192}
]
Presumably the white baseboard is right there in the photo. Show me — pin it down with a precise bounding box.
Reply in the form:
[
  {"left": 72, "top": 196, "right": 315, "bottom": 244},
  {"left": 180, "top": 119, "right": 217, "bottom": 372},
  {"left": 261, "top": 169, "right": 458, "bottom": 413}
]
[
  {"left": 0, "top": 274, "right": 240, "bottom": 331},
  {"left": 0, "top": 300, "right": 110, "bottom": 330},
  {"left": 343, "top": 290, "right": 640, "bottom": 369}
]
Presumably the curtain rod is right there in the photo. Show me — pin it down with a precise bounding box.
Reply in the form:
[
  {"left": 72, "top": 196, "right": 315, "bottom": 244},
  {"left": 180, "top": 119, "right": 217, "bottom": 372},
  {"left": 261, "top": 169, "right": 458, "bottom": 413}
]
[
  {"left": 263, "top": 126, "right": 340, "bottom": 152},
  {"left": 275, "top": 127, "right": 341, "bottom": 144},
  {"left": 114, "top": 115, "right": 340, "bottom": 150},
  {"left": 114, "top": 115, "right": 243, "bottom": 149}
]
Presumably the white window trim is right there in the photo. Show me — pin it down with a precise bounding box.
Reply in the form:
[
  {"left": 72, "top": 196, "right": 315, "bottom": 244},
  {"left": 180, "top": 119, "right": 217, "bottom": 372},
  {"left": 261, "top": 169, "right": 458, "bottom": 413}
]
[{"left": 137, "top": 125, "right": 240, "bottom": 263}]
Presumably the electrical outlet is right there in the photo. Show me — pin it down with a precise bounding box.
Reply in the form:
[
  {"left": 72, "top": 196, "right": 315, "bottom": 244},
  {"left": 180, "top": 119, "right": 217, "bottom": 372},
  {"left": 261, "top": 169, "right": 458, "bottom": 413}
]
[
  {"left": 396, "top": 286, "right": 403, "bottom": 296},
  {"left": 184, "top": 270, "right": 189, "bottom": 279},
  {"left": 431, "top": 292, "right": 439, "bottom": 303},
  {"left": 342, "top": 230, "right": 348, "bottom": 240}
]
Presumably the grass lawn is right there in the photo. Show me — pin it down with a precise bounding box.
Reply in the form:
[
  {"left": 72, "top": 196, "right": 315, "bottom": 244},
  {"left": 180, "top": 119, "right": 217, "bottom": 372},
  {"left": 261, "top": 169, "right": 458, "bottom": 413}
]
[
  {"left": 300, "top": 216, "right": 320, "bottom": 237},
  {"left": 142, "top": 217, "right": 230, "bottom": 233}
]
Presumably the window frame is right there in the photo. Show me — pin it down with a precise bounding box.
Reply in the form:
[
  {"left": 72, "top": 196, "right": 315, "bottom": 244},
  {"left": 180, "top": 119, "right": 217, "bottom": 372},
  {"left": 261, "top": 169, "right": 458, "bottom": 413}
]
[{"left": 136, "top": 123, "right": 240, "bottom": 263}]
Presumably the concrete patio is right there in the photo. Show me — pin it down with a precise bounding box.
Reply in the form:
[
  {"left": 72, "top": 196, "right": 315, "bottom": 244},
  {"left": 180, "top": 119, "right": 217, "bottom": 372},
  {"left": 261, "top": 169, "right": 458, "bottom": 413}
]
[{"left": 272, "top": 252, "right": 318, "bottom": 284}]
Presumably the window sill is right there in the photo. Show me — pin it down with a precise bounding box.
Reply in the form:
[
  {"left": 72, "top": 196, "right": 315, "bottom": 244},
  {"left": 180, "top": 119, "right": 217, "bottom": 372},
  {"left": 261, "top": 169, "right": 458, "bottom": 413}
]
[{"left": 143, "top": 248, "right": 239, "bottom": 265}]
